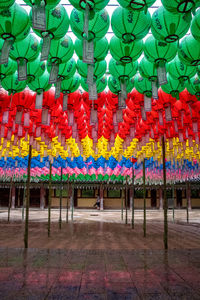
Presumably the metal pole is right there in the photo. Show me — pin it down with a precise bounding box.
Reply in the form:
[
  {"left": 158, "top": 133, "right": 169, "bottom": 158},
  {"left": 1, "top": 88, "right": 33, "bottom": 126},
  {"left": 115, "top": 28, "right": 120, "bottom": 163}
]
[
  {"left": 66, "top": 177, "right": 69, "bottom": 223},
  {"left": 132, "top": 167, "right": 135, "bottom": 229},
  {"left": 24, "top": 145, "right": 32, "bottom": 249},
  {"left": 71, "top": 183, "right": 74, "bottom": 222},
  {"left": 162, "top": 136, "right": 168, "bottom": 250},
  {"left": 186, "top": 181, "right": 189, "bottom": 223},
  {"left": 22, "top": 185, "right": 26, "bottom": 221},
  {"left": 125, "top": 177, "right": 128, "bottom": 225},
  {"left": 121, "top": 191, "right": 124, "bottom": 221},
  {"left": 48, "top": 162, "right": 52, "bottom": 237},
  {"left": 59, "top": 167, "right": 63, "bottom": 229},
  {"left": 7, "top": 178, "right": 13, "bottom": 223},
  {"left": 172, "top": 183, "right": 175, "bottom": 223},
  {"left": 143, "top": 159, "right": 146, "bottom": 238}
]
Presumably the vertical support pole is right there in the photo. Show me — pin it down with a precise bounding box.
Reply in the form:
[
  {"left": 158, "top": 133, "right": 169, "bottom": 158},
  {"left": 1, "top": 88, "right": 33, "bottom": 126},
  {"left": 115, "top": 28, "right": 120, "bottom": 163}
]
[
  {"left": 125, "top": 177, "right": 128, "bottom": 225},
  {"left": 121, "top": 190, "right": 124, "bottom": 221},
  {"left": 59, "top": 167, "right": 63, "bottom": 229},
  {"left": 172, "top": 183, "right": 175, "bottom": 222},
  {"left": 100, "top": 184, "right": 104, "bottom": 211},
  {"left": 132, "top": 167, "right": 135, "bottom": 229},
  {"left": 143, "top": 159, "right": 146, "bottom": 238},
  {"left": 186, "top": 181, "right": 189, "bottom": 223},
  {"left": 22, "top": 185, "right": 26, "bottom": 221},
  {"left": 48, "top": 162, "right": 52, "bottom": 237},
  {"left": 162, "top": 136, "right": 168, "bottom": 250},
  {"left": 24, "top": 145, "right": 32, "bottom": 249},
  {"left": 71, "top": 183, "right": 74, "bottom": 222},
  {"left": 7, "top": 178, "right": 13, "bottom": 223},
  {"left": 66, "top": 177, "right": 69, "bottom": 223}
]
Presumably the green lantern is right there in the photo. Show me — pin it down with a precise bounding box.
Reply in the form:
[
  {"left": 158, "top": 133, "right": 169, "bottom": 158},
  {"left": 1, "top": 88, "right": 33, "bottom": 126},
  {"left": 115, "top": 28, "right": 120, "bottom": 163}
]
[
  {"left": 0, "top": 0, "right": 15, "bottom": 9},
  {"left": 27, "top": 57, "right": 46, "bottom": 83},
  {"left": 30, "top": 5, "right": 69, "bottom": 61},
  {"left": 77, "top": 59, "right": 106, "bottom": 80},
  {"left": 139, "top": 57, "right": 158, "bottom": 99},
  {"left": 75, "top": 37, "right": 109, "bottom": 62},
  {"left": 9, "top": 34, "right": 40, "bottom": 81},
  {"left": 24, "top": 0, "right": 60, "bottom": 10},
  {"left": 68, "top": 0, "right": 109, "bottom": 11},
  {"left": 111, "top": 7, "right": 151, "bottom": 43},
  {"left": 81, "top": 76, "right": 107, "bottom": 94},
  {"left": 45, "top": 35, "right": 74, "bottom": 84},
  {"left": 197, "top": 65, "right": 200, "bottom": 76},
  {"left": 1, "top": 72, "right": 26, "bottom": 95},
  {"left": 110, "top": 36, "right": 143, "bottom": 64},
  {"left": 178, "top": 35, "right": 200, "bottom": 66},
  {"left": 0, "top": 4, "right": 30, "bottom": 65},
  {"left": 0, "top": 58, "right": 16, "bottom": 85},
  {"left": 108, "top": 76, "right": 134, "bottom": 95},
  {"left": 134, "top": 73, "right": 153, "bottom": 112},
  {"left": 151, "top": 6, "right": 191, "bottom": 43},
  {"left": 28, "top": 71, "right": 52, "bottom": 109},
  {"left": 186, "top": 75, "right": 200, "bottom": 98},
  {"left": 191, "top": 9, "right": 200, "bottom": 42},
  {"left": 167, "top": 55, "right": 196, "bottom": 86},
  {"left": 61, "top": 74, "right": 80, "bottom": 110},
  {"left": 161, "top": 0, "right": 198, "bottom": 14},
  {"left": 70, "top": 8, "right": 109, "bottom": 41},
  {"left": 117, "top": 0, "right": 156, "bottom": 11},
  {"left": 144, "top": 36, "right": 177, "bottom": 86},
  {"left": 109, "top": 58, "right": 138, "bottom": 81},
  {"left": 161, "top": 74, "right": 185, "bottom": 99}
]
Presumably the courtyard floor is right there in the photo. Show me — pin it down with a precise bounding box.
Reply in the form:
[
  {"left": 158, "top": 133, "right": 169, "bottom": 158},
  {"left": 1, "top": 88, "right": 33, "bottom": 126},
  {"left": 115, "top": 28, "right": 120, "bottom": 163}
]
[{"left": 0, "top": 209, "right": 200, "bottom": 299}]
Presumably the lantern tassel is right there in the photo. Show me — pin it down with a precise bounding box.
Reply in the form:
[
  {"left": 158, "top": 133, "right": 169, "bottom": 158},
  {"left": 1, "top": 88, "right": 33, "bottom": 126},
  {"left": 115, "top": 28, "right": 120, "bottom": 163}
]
[
  {"left": 157, "top": 62, "right": 168, "bottom": 86},
  {"left": 49, "top": 62, "right": 59, "bottom": 84},
  {"left": 55, "top": 78, "right": 62, "bottom": 99},
  {"left": 89, "top": 81, "right": 97, "bottom": 100},
  {"left": 41, "top": 33, "right": 51, "bottom": 61},
  {"left": 151, "top": 80, "right": 158, "bottom": 100},
  {"left": 63, "top": 93, "right": 68, "bottom": 111},
  {"left": 144, "top": 94, "right": 152, "bottom": 112},
  {"left": 0, "top": 39, "right": 14, "bottom": 65},
  {"left": 32, "top": 0, "right": 46, "bottom": 31},
  {"left": 17, "top": 58, "right": 27, "bottom": 81},
  {"left": 87, "top": 64, "right": 94, "bottom": 85},
  {"left": 35, "top": 92, "right": 43, "bottom": 109}
]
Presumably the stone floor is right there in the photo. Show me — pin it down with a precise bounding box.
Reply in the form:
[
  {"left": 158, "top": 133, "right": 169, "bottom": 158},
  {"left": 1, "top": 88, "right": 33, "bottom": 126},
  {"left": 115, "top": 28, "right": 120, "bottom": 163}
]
[{"left": 0, "top": 209, "right": 200, "bottom": 299}]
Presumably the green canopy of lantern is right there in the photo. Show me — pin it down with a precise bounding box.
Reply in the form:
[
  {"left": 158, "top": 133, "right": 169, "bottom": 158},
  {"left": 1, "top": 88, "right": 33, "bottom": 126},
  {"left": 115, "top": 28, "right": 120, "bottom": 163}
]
[
  {"left": 108, "top": 76, "right": 134, "bottom": 95},
  {"left": 77, "top": 60, "right": 106, "bottom": 80},
  {"left": 139, "top": 57, "right": 157, "bottom": 81},
  {"left": 186, "top": 75, "right": 200, "bottom": 98},
  {"left": 68, "top": 0, "right": 109, "bottom": 11},
  {"left": 30, "top": 5, "right": 69, "bottom": 40},
  {"left": 191, "top": 9, "right": 200, "bottom": 42},
  {"left": 0, "top": 3, "right": 30, "bottom": 42},
  {"left": 27, "top": 57, "right": 46, "bottom": 83},
  {"left": 70, "top": 8, "right": 110, "bottom": 41},
  {"left": 178, "top": 35, "right": 200, "bottom": 66},
  {"left": 111, "top": 7, "right": 151, "bottom": 43},
  {"left": 134, "top": 73, "right": 152, "bottom": 97},
  {"left": 0, "top": 0, "right": 15, "bottom": 9},
  {"left": 0, "top": 58, "right": 17, "bottom": 82},
  {"left": 24, "top": 0, "right": 60, "bottom": 10},
  {"left": 109, "top": 58, "right": 138, "bottom": 81},
  {"left": 167, "top": 55, "right": 196, "bottom": 85},
  {"left": 81, "top": 76, "right": 107, "bottom": 93},
  {"left": 161, "top": 74, "right": 185, "bottom": 99},
  {"left": 47, "top": 59, "right": 76, "bottom": 80},
  {"left": 161, "top": 0, "right": 198, "bottom": 14},
  {"left": 151, "top": 6, "right": 191, "bottom": 43},
  {"left": 1, "top": 72, "right": 26, "bottom": 95},
  {"left": 110, "top": 36, "right": 143, "bottom": 64},
  {"left": 47, "top": 35, "right": 74, "bottom": 64},
  {"left": 28, "top": 71, "right": 52, "bottom": 93},
  {"left": 117, "top": 0, "right": 156, "bottom": 11},
  {"left": 61, "top": 74, "right": 80, "bottom": 94},
  {"left": 75, "top": 37, "right": 109, "bottom": 62}
]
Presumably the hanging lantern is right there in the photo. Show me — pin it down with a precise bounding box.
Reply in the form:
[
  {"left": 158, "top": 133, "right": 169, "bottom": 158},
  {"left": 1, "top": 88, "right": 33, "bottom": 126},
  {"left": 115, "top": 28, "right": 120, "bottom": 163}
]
[
  {"left": 167, "top": 55, "right": 196, "bottom": 86},
  {"left": 110, "top": 36, "right": 143, "bottom": 64},
  {"left": 161, "top": 0, "right": 198, "bottom": 14},
  {"left": 28, "top": 71, "right": 52, "bottom": 109},
  {"left": 186, "top": 75, "right": 200, "bottom": 99},
  {"left": 0, "top": 0, "right": 15, "bottom": 9},
  {"left": 111, "top": 7, "right": 151, "bottom": 43},
  {"left": 191, "top": 9, "right": 200, "bottom": 42},
  {"left": 9, "top": 34, "right": 40, "bottom": 81},
  {"left": 134, "top": 74, "right": 152, "bottom": 112},
  {"left": 30, "top": 5, "right": 69, "bottom": 61},
  {"left": 75, "top": 37, "right": 109, "bottom": 62},
  {"left": 68, "top": 0, "right": 109, "bottom": 11},
  {"left": 1, "top": 72, "right": 26, "bottom": 95},
  {"left": 178, "top": 35, "right": 200, "bottom": 66},
  {"left": 151, "top": 6, "right": 191, "bottom": 43},
  {"left": 61, "top": 75, "right": 80, "bottom": 111},
  {"left": 27, "top": 57, "right": 46, "bottom": 83},
  {"left": 108, "top": 76, "right": 134, "bottom": 96},
  {"left": 0, "top": 3, "right": 30, "bottom": 65},
  {"left": 117, "top": 0, "right": 156, "bottom": 11},
  {"left": 0, "top": 55, "right": 17, "bottom": 88},
  {"left": 144, "top": 36, "right": 177, "bottom": 86},
  {"left": 161, "top": 74, "right": 185, "bottom": 99},
  {"left": 139, "top": 57, "right": 158, "bottom": 99},
  {"left": 77, "top": 59, "right": 106, "bottom": 84},
  {"left": 81, "top": 76, "right": 107, "bottom": 100},
  {"left": 24, "top": 0, "right": 60, "bottom": 10}
]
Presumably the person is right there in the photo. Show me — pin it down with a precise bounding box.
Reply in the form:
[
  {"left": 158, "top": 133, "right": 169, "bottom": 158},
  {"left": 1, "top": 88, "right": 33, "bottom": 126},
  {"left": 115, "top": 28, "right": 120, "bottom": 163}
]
[{"left": 93, "top": 194, "right": 100, "bottom": 210}]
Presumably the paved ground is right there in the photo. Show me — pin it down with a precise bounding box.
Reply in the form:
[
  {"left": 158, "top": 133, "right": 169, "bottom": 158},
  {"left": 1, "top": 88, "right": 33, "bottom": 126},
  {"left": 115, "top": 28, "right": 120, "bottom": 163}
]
[{"left": 0, "top": 209, "right": 200, "bottom": 299}]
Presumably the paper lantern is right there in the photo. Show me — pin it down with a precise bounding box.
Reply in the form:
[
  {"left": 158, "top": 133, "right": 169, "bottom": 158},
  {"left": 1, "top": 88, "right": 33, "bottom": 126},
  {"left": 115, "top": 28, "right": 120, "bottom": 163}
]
[
  {"left": 111, "top": 7, "right": 151, "bottom": 43},
  {"left": 81, "top": 76, "right": 107, "bottom": 94},
  {"left": 151, "top": 6, "right": 191, "bottom": 43},
  {"left": 1, "top": 72, "right": 26, "bottom": 95},
  {"left": 109, "top": 58, "right": 138, "bottom": 81},
  {"left": 117, "top": 0, "right": 156, "bottom": 11},
  {"left": 47, "top": 58, "right": 76, "bottom": 81},
  {"left": 75, "top": 37, "right": 108, "bottom": 62},
  {"left": 0, "top": 56, "right": 17, "bottom": 85},
  {"left": 27, "top": 57, "right": 46, "bottom": 83},
  {"left": 70, "top": 8, "right": 109, "bottom": 41},
  {"left": 161, "top": 0, "right": 198, "bottom": 14},
  {"left": 68, "top": 0, "right": 109, "bottom": 11},
  {"left": 134, "top": 74, "right": 152, "bottom": 98},
  {"left": 144, "top": 36, "right": 177, "bottom": 85},
  {"left": 167, "top": 55, "right": 196, "bottom": 85},
  {"left": 77, "top": 59, "right": 106, "bottom": 80},
  {"left": 24, "top": 0, "right": 60, "bottom": 10},
  {"left": 110, "top": 36, "right": 143, "bottom": 64},
  {"left": 191, "top": 9, "right": 200, "bottom": 42},
  {"left": 178, "top": 35, "right": 200, "bottom": 66},
  {"left": 108, "top": 76, "right": 134, "bottom": 95},
  {"left": 139, "top": 57, "right": 158, "bottom": 99},
  {"left": 186, "top": 76, "right": 200, "bottom": 98},
  {"left": 61, "top": 74, "right": 80, "bottom": 94},
  {"left": 161, "top": 74, "right": 185, "bottom": 99},
  {"left": 0, "top": 0, "right": 15, "bottom": 9}
]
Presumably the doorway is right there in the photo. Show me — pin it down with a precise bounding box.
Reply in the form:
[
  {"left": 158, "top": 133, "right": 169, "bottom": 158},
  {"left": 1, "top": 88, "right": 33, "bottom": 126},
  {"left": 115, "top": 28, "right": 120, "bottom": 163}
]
[
  {"left": 151, "top": 189, "right": 157, "bottom": 208},
  {"left": 176, "top": 189, "right": 182, "bottom": 208}
]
